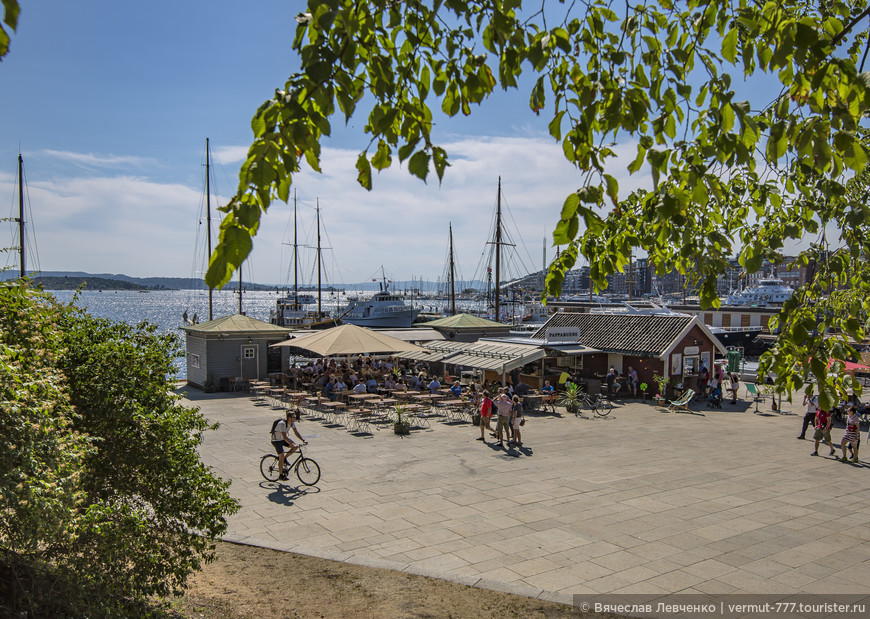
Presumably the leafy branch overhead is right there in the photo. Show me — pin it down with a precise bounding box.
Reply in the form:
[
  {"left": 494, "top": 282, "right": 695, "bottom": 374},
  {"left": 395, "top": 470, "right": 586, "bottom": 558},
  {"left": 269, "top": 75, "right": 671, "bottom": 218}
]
[{"left": 210, "top": 0, "right": 870, "bottom": 405}]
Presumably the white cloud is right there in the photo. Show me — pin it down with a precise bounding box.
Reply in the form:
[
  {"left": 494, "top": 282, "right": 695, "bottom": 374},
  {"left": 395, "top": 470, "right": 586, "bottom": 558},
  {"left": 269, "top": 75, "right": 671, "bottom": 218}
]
[
  {"left": 40, "top": 150, "right": 157, "bottom": 170},
  {"left": 3, "top": 136, "right": 654, "bottom": 284}
]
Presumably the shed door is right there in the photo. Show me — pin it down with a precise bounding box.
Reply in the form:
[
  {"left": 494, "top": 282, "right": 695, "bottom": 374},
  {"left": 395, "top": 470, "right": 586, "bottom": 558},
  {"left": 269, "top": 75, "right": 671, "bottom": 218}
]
[{"left": 241, "top": 345, "right": 258, "bottom": 379}]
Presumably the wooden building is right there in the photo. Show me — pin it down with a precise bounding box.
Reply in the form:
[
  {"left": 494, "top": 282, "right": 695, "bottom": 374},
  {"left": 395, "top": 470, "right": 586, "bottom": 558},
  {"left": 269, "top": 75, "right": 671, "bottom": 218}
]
[{"left": 181, "top": 314, "right": 291, "bottom": 390}]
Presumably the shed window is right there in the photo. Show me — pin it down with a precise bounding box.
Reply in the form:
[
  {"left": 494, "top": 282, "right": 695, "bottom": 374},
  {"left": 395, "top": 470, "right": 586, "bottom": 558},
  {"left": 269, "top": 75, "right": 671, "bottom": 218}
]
[
  {"left": 191, "top": 354, "right": 200, "bottom": 369},
  {"left": 243, "top": 347, "right": 255, "bottom": 359}
]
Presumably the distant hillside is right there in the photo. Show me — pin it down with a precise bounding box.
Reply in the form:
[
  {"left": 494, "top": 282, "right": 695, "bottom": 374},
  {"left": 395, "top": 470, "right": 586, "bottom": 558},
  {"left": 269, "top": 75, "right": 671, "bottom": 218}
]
[{"left": 32, "top": 276, "right": 147, "bottom": 291}]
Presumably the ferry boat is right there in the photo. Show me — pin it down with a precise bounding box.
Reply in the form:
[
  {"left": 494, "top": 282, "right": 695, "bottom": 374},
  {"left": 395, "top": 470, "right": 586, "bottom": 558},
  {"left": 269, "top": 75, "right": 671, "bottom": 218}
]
[
  {"left": 725, "top": 278, "right": 794, "bottom": 306},
  {"left": 340, "top": 271, "right": 420, "bottom": 328}
]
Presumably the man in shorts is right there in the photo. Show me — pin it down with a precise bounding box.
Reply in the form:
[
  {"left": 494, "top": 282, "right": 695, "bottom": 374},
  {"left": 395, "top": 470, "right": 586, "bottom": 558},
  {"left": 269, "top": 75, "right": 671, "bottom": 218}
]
[
  {"left": 798, "top": 393, "right": 818, "bottom": 439},
  {"left": 494, "top": 392, "right": 513, "bottom": 447},
  {"left": 811, "top": 407, "right": 836, "bottom": 457},
  {"left": 272, "top": 410, "right": 306, "bottom": 480}
]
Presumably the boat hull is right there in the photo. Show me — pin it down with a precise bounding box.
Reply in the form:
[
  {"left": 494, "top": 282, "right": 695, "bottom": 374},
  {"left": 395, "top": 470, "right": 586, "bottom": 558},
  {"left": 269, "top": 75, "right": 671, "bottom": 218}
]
[{"left": 342, "top": 309, "right": 420, "bottom": 328}]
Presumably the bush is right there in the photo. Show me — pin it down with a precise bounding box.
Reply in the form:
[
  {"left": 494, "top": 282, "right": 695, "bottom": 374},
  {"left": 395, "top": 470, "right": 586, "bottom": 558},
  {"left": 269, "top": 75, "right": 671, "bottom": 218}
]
[{"left": 0, "top": 283, "right": 239, "bottom": 615}]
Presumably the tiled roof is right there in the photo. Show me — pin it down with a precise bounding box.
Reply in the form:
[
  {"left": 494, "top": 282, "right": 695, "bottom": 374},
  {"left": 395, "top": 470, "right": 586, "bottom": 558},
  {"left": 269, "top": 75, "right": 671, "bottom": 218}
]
[
  {"left": 180, "top": 313, "right": 290, "bottom": 334},
  {"left": 532, "top": 313, "right": 694, "bottom": 356}
]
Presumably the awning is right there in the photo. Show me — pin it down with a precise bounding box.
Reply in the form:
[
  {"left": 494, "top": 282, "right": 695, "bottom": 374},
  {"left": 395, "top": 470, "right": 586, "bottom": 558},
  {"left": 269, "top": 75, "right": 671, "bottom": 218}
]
[
  {"left": 545, "top": 343, "right": 599, "bottom": 356},
  {"left": 399, "top": 340, "right": 546, "bottom": 373}
]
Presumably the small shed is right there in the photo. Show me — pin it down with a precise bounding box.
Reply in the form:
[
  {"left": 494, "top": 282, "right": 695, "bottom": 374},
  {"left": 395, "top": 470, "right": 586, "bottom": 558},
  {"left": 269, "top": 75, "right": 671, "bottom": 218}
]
[
  {"left": 181, "top": 314, "right": 291, "bottom": 390},
  {"left": 423, "top": 313, "right": 513, "bottom": 342}
]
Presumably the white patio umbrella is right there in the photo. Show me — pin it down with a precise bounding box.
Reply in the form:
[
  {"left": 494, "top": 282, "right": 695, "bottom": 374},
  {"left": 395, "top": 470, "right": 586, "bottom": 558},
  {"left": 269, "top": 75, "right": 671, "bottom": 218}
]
[{"left": 270, "top": 323, "right": 425, "bottom": 357}]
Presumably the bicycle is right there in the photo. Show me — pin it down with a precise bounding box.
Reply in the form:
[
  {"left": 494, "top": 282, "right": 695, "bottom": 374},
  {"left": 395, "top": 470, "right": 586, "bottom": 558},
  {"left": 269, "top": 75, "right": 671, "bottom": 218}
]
[
  {"left": 260, "top": 444, "right": 321, "bottom": 486},
  {"left": 576, "top": 392, "right": 612, "bottom": 417}
]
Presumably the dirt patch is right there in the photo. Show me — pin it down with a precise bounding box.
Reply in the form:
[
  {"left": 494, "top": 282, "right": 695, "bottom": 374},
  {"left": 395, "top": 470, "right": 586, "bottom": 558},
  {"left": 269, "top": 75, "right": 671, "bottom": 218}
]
[{"left": 172, "top": 541, "right": 596, "bottom": 619}]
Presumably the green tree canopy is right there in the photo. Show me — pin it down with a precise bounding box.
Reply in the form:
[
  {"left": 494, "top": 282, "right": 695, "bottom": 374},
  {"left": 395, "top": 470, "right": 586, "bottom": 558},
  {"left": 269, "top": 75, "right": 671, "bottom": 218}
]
[
  {"left": 1, "top": 283, "right": 239, "bottom": 615},
  {"left": 209, "top": 0, "right": 870, "bottom": 408}
]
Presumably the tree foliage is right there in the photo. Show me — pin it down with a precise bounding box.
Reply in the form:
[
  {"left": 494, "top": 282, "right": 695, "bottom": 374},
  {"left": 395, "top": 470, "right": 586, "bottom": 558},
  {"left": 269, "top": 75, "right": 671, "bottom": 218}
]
[
  {"left": 0, "top": 283, "right": 239, "bottom": 614},
  {"left": 0, "top": 0, "right": 20, "bottom": 59},
  {"left": 208, "top": 0, "right": 870, "bottom": 405}
]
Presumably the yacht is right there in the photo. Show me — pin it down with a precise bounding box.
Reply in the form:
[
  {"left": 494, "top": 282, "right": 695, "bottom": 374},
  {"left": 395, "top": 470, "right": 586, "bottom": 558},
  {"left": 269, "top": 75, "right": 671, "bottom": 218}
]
[
  {"left": 340, "top": 273, "right": 420, "bottom": 328},
  {"left": 726, "top": 278, "right": 794, "bottom": 306}
]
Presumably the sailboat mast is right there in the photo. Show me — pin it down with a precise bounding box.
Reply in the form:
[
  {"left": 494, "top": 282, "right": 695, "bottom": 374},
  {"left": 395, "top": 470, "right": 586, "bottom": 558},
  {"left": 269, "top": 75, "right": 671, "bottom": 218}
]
[
  {"left": 206, "top": 138, "right": 214, "bottom": 321},
  {"left": 238, "top": 263, "right": 243, "bottom": 314},
  {"left": 495, "top": 177, "right": 502, "bottom": 322},
  {"left": 293, "top": 190, "right": 299, "bottom": 309},
  {"left": 449, "top": 223, "right": 456, "bottom": 315},
  {"left": 316, "top": 201, "right": 322, "bottom": 316},
  {"left": 18, "top": 154, "right": 25, "bottom": 278}
]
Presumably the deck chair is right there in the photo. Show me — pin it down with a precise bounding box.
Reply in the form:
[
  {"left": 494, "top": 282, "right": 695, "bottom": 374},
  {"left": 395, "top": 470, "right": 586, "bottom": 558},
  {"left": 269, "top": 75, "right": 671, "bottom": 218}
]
[
  {"left": 745, "top": 383, "right": 765, "bottom": 402},
  {"left": 667, "top": 389, "right": 695, "bottom": 413}
]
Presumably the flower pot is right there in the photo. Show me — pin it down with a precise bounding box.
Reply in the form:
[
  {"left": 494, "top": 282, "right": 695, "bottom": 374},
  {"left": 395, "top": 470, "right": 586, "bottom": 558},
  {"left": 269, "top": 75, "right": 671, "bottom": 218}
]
[{"left": 394, "top": 421, "right": 410, "bottom": 435}]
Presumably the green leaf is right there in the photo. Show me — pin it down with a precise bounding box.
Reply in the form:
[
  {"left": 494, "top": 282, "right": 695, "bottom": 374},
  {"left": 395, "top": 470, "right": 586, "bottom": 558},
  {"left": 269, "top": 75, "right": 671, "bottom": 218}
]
[
  {"left": 356, "top": 153, "right": 372, "bottom": 190},
  {"left": 408, "top": 150, "right": 430, "bottom": 181},
  {"left": 603, "top": 174, "right": 619, "bottom": 206},
  {"left": 721, "top": 27, "right": 738, "bottom": 63}
]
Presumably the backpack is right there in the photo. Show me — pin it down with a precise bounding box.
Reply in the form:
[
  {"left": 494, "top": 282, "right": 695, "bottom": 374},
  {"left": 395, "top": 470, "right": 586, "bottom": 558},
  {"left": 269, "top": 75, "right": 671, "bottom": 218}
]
[{"left": 270, "top": 418, "right": 284, "bottom": 438}]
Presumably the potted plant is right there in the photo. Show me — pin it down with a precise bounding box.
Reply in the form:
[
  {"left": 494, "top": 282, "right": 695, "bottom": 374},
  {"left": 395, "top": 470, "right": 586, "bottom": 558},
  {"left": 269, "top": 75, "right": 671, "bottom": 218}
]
[
  {"left": 639, "top": 382, "right": 649, "bottom": 402},
  {"left": 558, "top": 383, "right": 583, "bottom": 415},
  {"left": 652, "top": 373, "right": 670, "bottom": 405},
  {"left": 393, "top": 403, "right": 411, "bottom": 435}
]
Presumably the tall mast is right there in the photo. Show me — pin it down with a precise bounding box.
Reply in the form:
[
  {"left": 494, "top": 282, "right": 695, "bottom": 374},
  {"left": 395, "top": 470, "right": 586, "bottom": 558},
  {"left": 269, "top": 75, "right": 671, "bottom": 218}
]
[
  {"left": 293, "top": 190, "right": 299, "bottom": 309},
  {"left": 206, "top": 138, "right": 214, "bottom": 320},
  {"left": 449, "top": 223, "right": 456, "bottom": 315},
  {"left": 316, "top": 200, "right": 322, "bottom": 315},
  {"left": 494, "top": 177, "right": 502, "bottom": 322},
  {"left": 238, "top": 263, "right": 243, "bottom": 314},
  {"left": 17, "top": 154, "right": 25, "bottom": 278}
]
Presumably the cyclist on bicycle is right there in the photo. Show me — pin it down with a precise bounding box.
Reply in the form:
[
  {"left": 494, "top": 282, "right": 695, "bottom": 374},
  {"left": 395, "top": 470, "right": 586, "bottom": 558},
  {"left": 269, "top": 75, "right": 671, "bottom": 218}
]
[{"left": 271, "top": 410, "right": 307, "bottom": 480}]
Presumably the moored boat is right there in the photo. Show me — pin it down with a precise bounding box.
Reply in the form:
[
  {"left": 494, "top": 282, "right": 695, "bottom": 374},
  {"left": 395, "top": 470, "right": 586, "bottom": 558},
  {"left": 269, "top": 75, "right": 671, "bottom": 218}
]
[{"left": 341, "top": 268, "right": 420, "bottom": 328}]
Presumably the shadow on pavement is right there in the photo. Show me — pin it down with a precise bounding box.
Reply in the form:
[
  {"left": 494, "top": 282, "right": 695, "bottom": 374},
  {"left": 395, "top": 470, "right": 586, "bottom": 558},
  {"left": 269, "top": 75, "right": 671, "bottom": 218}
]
[{"left": 260, "top": 481, "right": 320, "bottom": 506}]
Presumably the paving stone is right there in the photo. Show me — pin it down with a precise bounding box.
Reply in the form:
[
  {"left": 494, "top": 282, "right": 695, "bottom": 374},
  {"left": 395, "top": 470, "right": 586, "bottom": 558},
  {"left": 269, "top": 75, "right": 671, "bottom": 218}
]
[{"left": 185, "top": 388, "right": 870, "bottom": 600}]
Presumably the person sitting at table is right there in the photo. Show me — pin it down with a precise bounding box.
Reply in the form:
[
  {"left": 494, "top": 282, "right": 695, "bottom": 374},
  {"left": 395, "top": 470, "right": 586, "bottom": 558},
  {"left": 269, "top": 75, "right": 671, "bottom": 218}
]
[
  {"left": 541, "top": 380, "right": 555, "bottom": 411},
  {"left": 365, "top": 375, "right": 378, "bottom": 392},
  {"left": 335, "top": 377, "right": 347, "bottom": 392},
  {"left": 384, "top": 375, "right": 396, "bottom": 390},
  {"left": 323, "top": 377, "right": 337, "bottom": 401},
  {"left": 428, "top": 376, "right": 442, "bottom": 394},
  {"left": 450, "top": 380, "right": 462, "bottom": 398},
  {"left": 352, "top": 380, "right": 367, "bottom": 394},
  {"left": 394, "top": 379, "right": 407, "bottom": 392}
]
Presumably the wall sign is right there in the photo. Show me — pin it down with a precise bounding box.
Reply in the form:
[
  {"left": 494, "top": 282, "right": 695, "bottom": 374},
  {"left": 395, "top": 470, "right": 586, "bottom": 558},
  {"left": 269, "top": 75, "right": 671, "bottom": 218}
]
[
  {"left": 545, "top": 327, "right": 580, "bottom": 343},
  {"left": 683, "top": 345, "right": 699, "bottom": 356}
]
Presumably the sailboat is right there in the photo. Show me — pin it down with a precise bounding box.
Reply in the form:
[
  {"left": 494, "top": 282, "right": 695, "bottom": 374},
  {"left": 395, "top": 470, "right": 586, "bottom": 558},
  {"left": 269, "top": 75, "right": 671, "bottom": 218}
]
[{"left": 270, "top": 197, "right": 337, "bottom": 329}]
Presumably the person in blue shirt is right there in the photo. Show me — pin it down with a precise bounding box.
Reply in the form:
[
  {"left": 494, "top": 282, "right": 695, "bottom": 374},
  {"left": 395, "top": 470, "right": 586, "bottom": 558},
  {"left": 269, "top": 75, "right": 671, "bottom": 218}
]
[
  {"left": 541, "top": 380, "right": 555, "bottom": 412},
  {"left": 450, "top": 380, "right": 462, "bottom": 398},
  {"left": 428, "top": 377, "right": 441, "bottom": 393}
]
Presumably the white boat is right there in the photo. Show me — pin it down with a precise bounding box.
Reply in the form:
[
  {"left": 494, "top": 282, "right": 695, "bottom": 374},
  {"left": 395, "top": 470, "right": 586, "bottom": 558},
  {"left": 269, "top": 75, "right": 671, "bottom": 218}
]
[
  {"left": 340, "top": 269, "right": 420, "bottom": 328},
  {"left": 726, "top": 278, "right": 793, "bottom": 306}
]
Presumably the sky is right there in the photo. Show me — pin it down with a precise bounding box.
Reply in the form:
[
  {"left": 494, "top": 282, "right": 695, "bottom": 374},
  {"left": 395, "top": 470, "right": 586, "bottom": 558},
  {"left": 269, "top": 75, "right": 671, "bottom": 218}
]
[
  {"left": 0, "top": 1, "right": 657, "bottom": 287},
  {"left": 2, "top": 1, "right": 802, "bottom": 288}
]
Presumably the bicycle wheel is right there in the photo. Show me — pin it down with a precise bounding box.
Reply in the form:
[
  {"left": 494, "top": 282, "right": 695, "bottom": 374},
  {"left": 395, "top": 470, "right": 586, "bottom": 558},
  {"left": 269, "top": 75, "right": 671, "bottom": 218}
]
[
  {"left": 594, "top": 399, "right": 613, "bottom": 417},
  {"left": 295, "top": 457, "right": 321, "bottom": 486},
  {"left": 259, "top": 454, "right": 281, "bottom": 482}
]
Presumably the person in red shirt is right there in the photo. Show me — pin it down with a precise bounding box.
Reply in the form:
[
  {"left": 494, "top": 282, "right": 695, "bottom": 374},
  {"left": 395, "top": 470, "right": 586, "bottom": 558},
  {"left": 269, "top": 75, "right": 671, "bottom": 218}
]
[
  {"left": 477, "top": 391, "right": 493, "bottom": 441},
  {"left": 811, "top": 408, "right": 836, "bottom": 457}
]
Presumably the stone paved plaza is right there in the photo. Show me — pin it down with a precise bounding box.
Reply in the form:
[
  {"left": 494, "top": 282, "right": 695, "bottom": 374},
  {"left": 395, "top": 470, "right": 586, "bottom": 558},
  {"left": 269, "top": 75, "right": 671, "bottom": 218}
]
[{"left": 184, "top": 388, "right": 870, "bottom": 606}]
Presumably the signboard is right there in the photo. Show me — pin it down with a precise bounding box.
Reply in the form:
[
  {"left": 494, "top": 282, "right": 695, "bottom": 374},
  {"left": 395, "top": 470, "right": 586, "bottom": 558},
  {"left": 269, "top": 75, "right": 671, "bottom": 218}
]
[
  {"left": 683, "top": 345, "right": 699, "bottom": 356},
  {"left": 545, "top": 327, "right": 580, "bottom": 343}
]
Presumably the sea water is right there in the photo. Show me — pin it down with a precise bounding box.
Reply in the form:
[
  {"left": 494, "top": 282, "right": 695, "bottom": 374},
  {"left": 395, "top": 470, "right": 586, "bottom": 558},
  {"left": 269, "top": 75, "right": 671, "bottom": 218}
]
[{"left": 45, "top": 288, "right": 521, "bottom": 378}]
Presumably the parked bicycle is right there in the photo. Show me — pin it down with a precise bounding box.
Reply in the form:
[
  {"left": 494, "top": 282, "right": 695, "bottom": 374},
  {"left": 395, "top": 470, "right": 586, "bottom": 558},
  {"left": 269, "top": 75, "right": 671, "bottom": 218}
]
[
  {"left": 576, "top": 392, "right": 613, "bottom": 417},
  {"left": 260, "top": 445, "right": 321, "bottom": 486}
]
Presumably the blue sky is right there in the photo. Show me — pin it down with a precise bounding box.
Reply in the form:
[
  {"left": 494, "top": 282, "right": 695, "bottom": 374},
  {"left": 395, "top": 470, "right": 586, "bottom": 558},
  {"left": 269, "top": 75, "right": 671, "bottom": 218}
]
[{"left": 2, "top": 1, "right": 661, "bottom": 286}]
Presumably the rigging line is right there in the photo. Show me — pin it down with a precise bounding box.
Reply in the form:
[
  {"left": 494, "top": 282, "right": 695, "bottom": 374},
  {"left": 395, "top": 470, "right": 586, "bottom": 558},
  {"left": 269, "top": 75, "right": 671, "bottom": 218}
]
[{"left": 21, "top": 162, "right": 40, "bottom": 273}]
